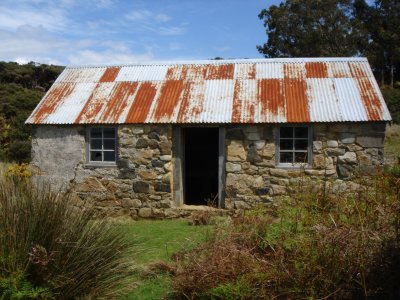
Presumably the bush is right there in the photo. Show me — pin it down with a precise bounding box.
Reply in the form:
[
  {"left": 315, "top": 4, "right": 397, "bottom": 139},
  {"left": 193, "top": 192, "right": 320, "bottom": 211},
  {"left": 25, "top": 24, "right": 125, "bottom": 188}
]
[
  {"left": 0, "top": 177, "right": 136, "bottom": 299},
  {"left": 172, "top": 172, "right": 400, "bottom": 299}
]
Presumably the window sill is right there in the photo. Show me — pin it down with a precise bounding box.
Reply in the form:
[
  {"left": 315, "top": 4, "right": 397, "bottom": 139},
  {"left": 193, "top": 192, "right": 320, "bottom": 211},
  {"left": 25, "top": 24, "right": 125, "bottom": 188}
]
[
  {"left": 275, "top": 163, "right": 310, "bottom": 170},
  {"left": 83, "top": 162, "right": 118, "bottom": 169}
]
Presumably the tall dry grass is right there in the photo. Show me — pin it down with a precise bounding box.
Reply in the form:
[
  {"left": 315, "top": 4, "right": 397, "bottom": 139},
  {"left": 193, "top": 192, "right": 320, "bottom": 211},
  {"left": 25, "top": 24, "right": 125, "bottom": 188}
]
[
  {"left": 172, "top": 169, "right": 400, "bottom": 299},
  {"left": 0, "top": 176, "right": 136, "bottom": 299}
]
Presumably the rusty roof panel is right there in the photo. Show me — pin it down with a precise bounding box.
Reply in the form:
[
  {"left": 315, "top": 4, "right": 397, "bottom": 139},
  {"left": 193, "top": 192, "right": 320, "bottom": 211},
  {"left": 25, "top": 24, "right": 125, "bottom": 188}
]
[
  {"left": 45, "top": 83, "right": 97, "bottom": 124},
  {"left": 258, "top": 79, "right": 286, "bottom": 123},
  {"left": 305, "top": 62, "right": 328, "bottom": 78},
  {"left": 26, "top": 58, "right": 391, "bottom": 124},
  {"left": 284, "top": 79, "right": 310, "bottom": 122},
  {"left": 75, "top": 82, "right": 116, "bottom": 124}
]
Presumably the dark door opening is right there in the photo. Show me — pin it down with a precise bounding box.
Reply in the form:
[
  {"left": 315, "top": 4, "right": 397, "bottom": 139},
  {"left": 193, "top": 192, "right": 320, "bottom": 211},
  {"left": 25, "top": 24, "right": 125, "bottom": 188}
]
[{"left": 183, "top": 127, "right": 219, "bottom": 206}]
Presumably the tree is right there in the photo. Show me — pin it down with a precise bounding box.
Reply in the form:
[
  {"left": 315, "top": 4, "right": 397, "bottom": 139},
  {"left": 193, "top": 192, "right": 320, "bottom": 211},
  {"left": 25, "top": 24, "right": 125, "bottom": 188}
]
[
  {"left": 354, "top": 0, "right": 400, "bottom": 87},
  {"left": 257, "top": 0, "right": 366, "bottom": 58}
]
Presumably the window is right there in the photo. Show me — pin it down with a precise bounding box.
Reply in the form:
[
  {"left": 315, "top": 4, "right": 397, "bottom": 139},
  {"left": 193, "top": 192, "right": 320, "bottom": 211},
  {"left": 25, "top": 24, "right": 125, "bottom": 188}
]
[
  {"left": 278, "top": 126, "right": 310, "bottom": 165},
  {"left": 88, "top": 127, "right": 117, "bottom": 163}
]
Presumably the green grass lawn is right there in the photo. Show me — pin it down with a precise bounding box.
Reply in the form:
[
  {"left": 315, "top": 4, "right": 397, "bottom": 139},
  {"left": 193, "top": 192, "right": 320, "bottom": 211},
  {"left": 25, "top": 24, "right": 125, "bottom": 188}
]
[{"left": 119, "top": 219, "right": 212, "bottom": 299}]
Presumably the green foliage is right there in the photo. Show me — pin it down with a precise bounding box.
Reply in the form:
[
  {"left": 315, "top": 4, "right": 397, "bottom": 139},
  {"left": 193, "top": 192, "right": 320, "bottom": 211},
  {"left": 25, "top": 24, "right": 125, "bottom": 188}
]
[
  {"left": 0, "top": 62, "right": 63, "bottom": 163},
  {"left": 0, "top": 272, "right": 53, "bottom": 300},
  {"left": 172, "top": 172, "right": 400, "bottom": 299},
  {"left": 0, "top": 177, "right": 136, "bottom": 299},
  {"left": 381, "top": 87, "right": 400, "bottom": 123},
  {"left": 257, "top": 0, "right": 365, "bottom": 57}
]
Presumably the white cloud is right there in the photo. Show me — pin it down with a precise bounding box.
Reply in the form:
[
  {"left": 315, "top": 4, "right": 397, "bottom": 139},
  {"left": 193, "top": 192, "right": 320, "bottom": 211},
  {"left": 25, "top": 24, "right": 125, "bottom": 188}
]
[
  {"left": 0, "top": 5, "right": 68, "bottom": 32},
  {"left": 125, "top": 9, "right": 185, "bottom": 36},
  {"left": 68, "top": 49, "right": 154, "bottom": 65}
]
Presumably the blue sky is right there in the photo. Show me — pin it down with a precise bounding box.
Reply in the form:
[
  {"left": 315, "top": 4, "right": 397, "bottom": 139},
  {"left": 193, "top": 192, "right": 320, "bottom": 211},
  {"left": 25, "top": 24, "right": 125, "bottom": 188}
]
[{"left": 0, "top": 0, "right": 280, "bottom": 66}]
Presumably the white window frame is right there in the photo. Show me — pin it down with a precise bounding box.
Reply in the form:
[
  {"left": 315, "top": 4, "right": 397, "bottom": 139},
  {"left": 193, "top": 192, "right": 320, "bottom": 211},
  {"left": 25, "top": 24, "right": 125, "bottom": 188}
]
[
  {"left": 87, "top": 127, "right": 118, "bottom": 165},
  {"left": 275, "top": 125, "right": 312, "bottom": 168}
]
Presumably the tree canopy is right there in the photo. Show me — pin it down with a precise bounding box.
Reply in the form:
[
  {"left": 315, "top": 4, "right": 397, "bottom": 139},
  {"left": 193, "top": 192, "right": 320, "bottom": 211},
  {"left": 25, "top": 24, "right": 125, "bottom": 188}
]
[
  {"left": 258, "top": 0, "right": 399, "bottom": 86},
  {"left": 0, "top": 62, "right": 64, "bottom": 162}
]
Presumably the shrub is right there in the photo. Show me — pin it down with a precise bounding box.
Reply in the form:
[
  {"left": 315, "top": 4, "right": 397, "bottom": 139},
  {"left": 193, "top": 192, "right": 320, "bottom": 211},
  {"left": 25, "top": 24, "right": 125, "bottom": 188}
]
[
  {"left": 0, "top": 177, "right": 136, "bottom": 299},
  {"left": 172, "top": 172, "right": 400, "bottom": 299},
  {"left": 4, "top": 163, "right": 31, "bottom": 178}
]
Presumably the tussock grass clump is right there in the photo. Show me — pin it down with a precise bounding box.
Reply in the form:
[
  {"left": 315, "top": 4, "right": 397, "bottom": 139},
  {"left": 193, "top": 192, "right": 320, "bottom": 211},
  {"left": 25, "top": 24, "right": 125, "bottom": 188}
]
[
  {"left": 172, "top": 170, "right": 400, "bottom": 299},
  {"left": 0, "top": 177, "right": 136, "bottom": 299}
]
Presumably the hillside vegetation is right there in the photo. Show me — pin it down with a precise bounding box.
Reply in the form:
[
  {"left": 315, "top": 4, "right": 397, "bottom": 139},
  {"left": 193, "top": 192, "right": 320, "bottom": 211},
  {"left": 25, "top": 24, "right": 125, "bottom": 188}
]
[{"left": 0, "top": 62, "right": 64, "bottom": 162}]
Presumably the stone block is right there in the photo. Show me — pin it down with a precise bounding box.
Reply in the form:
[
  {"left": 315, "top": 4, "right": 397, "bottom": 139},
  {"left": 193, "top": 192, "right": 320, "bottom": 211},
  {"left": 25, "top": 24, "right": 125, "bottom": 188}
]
[
  {"left": 159, "top": 140, "right": 172, "bottom": 154},
  {"left": 160, "top": 155, "right": 172, "bottom": 161},
  {"left": 259, "top": 143, "right": 274, "bottom": 159},
  {"left": 234, "top": 200, "right": 251, "bottom": 209},
  {"left": 76, "top": 178, "right": 106, "bottom": 192},
  {"left": 138, "top": 208, "right": 152, "bottom": 218},
  {"left": 226, "top": 162, "right": 242, "bottom": 173},
  {"left": 133, "top": 181, "right": 150, "bottom": 193},
  {"left": 337, "top": 164, "right": 353, "bottom": 178},
  {"left": 247, "top": 147, "right": 262, "bottom": 163},
  {"left": 138, "top": 169, "right": 157, "bottom": 180},
  {"left": 227, "top": 140, "right": 246, "bottom": 161},
  {"left": 136, "top": 138, "right": 148, "bottom": 148},
  {"left": 246, "top": 132, "right": 261, "bottom": 141},
  {"left": 148, "top": 131, "right": 160, "bottom": 140},
  {"left": 148, "top": 139, "right": 159, "bottom": 149},
  {"left": 151, "top": 159, "right": 164, "bottom": 168},
  {"left": 256, "top": 188, "right": 270, "bottom": 196},
  {"left": 155, "top": 182, "right": 171, "bottom": 193},
  {"left": 327, "top": 140, "right": 338, "bottom": 148},
  {"left": 325, "top": 148, "right": 345, "bottom": 157},
  {"left": 226, "top": 128, "right": 244, "bottom": 140},
  {"left": 356, "top": 134, "right": 384, "bottom": 148},
  {"left": 338, "top": 152, "right": 357, "bottom": 165},
  {"left": 271, "top": 184, "right": 286, "bottom": 195},
  {"left": 340, "top": 133, "right": 355, "bottom": 144},
  {"left": 254, "top": 140, "right": 265, "bottom": 150},
  {"left": 313, "top": 154, "right": 334, "bottom": 170},
  {"left": 159, "top": 199, "right": 172, "bottom": 208},
  {"left": 163, "top": 162, "right": 172, "bottom": 172},
  {"left": 122, "top": 198, "right": 142, "bottom": 208},
  {"left": 269, "top": 168, "right": 289, "bottom": 178},
  {"left": 313, "top": 141, "right": 323, "bottom": 152},
  {"left": 132, "top": 127, "right": 144, "bottom": 134}
]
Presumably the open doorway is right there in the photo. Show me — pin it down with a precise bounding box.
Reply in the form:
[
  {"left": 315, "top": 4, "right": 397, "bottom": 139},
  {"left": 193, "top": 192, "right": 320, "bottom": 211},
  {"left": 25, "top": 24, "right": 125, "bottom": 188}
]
[{"left": 183, "top": 127, "right": 219, "bottom": 206}]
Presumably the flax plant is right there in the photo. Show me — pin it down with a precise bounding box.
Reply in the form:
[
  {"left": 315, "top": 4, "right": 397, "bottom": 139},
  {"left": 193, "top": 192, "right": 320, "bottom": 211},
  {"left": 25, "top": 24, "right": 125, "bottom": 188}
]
[{"left": 0, "top": 177, "right": 136, "bottom": 299}]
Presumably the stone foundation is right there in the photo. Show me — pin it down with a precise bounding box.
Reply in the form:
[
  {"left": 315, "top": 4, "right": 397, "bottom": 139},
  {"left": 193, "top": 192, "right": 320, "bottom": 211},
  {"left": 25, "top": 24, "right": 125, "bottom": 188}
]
[{"left": 31, "top": 122, "right": 387, "bottom": 218}]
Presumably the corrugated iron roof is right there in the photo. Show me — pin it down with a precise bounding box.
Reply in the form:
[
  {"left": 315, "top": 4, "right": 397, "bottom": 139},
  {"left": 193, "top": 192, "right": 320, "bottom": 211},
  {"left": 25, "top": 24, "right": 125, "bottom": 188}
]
[{"left": 26, "top": 58, "right": 392, "bottom": 124}]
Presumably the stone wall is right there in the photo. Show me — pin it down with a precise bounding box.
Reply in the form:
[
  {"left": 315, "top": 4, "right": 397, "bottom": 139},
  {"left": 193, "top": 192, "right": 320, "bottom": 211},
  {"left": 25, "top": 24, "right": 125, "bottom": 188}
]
[
  {"left": 224, "top": 122, "right": 386, "bottom": 210},
  {"left": 31, "top": 122, "right": 387, "bottom": 218}
]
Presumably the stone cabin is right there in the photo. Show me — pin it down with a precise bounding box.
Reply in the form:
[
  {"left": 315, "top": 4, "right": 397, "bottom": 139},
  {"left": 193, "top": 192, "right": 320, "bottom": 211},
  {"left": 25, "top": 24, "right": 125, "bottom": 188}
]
[{"left": 26, "top": 58, "right": 392, "bottom": 218}]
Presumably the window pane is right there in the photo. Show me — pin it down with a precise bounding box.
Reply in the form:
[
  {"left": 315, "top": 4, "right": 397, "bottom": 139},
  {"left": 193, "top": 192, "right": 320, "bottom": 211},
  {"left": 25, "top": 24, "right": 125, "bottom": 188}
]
[
  {"left": 280, "top": 152, "right": 293, "bottom": 163},
  {"left": 280, "top": 139, "right": 293, "bottom": 150},
  {"left": 295, "top": 127, "right": 308, "bottom": 138},
  {"left": 90, "top": 128, "right": 102, "bottom": 138},
  {"left": 104, "top": 151, "right": 115, "bottom": 162},
  {"left": 295, "top": 139, "right": 308, "bottom": 150},
  {"left": 280, "top": 127, "right": 293, "bottom": 138},
  {"left": 104, "top": 139, "right": 115, "bottom": 150},
  {"left": 90, "top": 151, "right": 102, "bottom": 161},
  {"left": 294, "top": 152, "right": 308, "bottom": 163},
  {"left": 103, "top": 128, "right": 115, "bottom": 138},
  {"left": 90, "top": 139, "right": 102, "bottom": 150}
]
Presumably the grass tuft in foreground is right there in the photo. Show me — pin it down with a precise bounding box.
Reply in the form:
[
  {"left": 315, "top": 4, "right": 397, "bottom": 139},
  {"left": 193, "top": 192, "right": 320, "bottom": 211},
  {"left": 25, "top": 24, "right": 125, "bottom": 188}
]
[{"left": 0, "top": 177, "right": 136, "bottom": 299}]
